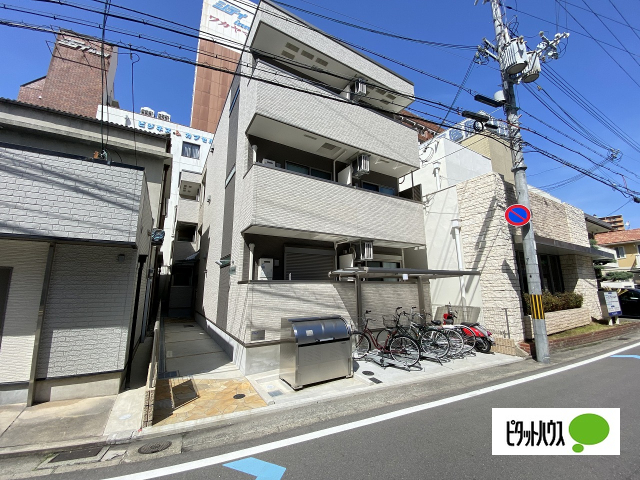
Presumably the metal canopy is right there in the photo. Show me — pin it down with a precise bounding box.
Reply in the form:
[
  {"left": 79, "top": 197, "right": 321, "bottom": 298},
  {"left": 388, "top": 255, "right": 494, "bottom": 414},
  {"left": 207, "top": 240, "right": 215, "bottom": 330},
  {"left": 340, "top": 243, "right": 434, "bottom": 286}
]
[
  {"left": 329, "top": 267, "right": 481, "bottom": 279},
  {"left": 329, "top": 267, "right": 480, "bottom": 325}
]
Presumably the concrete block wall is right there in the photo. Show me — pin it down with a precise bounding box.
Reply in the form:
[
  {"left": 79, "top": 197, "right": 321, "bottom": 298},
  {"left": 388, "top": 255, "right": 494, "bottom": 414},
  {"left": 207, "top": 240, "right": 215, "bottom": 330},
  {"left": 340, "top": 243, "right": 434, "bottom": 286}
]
[
  {"left": 250, "top": 165, "right": 425, "bottom": 245},
  {"left": 0, "top": 147, "right": 143, "bottom": 243},
  {"left": 455, "top": 173, "right": 525, "bottom": 340},
  {"left": 35, "top": 244, "right": 137, "bottom": 379},
  {"left": 0, "top": 240, "right": 49, "bottom": 385},
  {"left": 559, "top": 254, "right": 601, "bottom": 319},
  {"left": 253, "top": 61, "right": 418, "bottom": 166}
]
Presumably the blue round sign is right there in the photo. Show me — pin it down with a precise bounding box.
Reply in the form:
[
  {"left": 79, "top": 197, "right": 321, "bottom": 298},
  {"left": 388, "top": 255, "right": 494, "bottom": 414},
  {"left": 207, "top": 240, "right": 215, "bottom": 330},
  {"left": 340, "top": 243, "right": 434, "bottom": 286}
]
[{"left": 505, "top": 204, "right": 531, "bottom": 226}]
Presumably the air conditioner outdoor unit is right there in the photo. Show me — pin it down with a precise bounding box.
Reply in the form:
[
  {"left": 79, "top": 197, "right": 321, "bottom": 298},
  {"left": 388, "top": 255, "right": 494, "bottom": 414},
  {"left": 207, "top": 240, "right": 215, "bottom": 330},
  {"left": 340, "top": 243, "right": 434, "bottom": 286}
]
[
  {"left": 352, "top": 154, "right": 370, "bottom": 179},
  {"left": 258, "top": 258, "right": 273, "bottom": 280},
  {"left": 352, "top": 78, "right": 367, "bottom": 97},
  {"left": 157, "top": 111, "right": 171, "bottom": 121},
  {"left": 359, "top": 241, "right": 373, "bottom": 261},
  {"left": 140, "top": 107, "right": 155, "bottom": 118},
  {"left": 262, "top": 159, "right": 276, "bottom": 167}
]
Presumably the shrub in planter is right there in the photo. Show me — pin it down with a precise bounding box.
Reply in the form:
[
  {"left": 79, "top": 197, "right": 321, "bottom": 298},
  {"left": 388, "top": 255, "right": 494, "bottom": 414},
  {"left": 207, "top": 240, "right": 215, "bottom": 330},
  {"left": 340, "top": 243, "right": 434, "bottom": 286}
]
[{"left": 523, "top": 291, "right": 584, "bottom": 314}]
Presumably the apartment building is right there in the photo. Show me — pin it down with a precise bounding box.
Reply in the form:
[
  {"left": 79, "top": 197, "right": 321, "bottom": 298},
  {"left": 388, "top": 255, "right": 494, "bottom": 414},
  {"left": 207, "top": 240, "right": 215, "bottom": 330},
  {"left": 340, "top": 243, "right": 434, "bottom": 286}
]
[
  {"left": 193, "top": 0, "right": 436, "bottom": 374},
  {"left": 402, "top": 128, "right": 614, "bottom": 340}
]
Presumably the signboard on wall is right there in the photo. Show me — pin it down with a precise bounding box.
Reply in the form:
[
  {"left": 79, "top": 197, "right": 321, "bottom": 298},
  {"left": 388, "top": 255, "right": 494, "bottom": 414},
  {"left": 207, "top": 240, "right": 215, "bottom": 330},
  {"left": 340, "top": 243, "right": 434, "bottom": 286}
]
[{"left": 200, "top": 0, "right": 257, "bottom": 51}]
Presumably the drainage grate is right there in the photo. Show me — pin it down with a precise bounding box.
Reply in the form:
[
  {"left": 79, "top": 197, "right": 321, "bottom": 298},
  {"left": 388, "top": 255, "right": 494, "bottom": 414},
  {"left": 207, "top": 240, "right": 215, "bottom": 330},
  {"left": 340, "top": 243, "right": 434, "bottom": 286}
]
[
  {"left": 50, "top": 447, "right": 103, "bottom": 463},
  {"left": 369, "top": 377, "right": 383, "bottom": 384},
  {"left": 233, "top": 394, "right": 246, "bottom": 399},
  {"left": 362, "top": 371, "right": 374, "bottom": 376},
  {"left": 268, "top": 390, "right": 283, "bottom": 397},
  {"left": 138, "top": 441, "right": 172, "bottom": 455}
]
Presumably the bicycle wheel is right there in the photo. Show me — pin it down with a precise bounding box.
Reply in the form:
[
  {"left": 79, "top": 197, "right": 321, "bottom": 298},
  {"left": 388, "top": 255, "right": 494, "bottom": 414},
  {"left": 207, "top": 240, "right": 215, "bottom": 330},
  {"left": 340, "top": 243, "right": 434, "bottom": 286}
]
[
  {"left": 459, "top": 327, "right": 476, "bottom": 353},
  {"left": 351, "top": 332, "right": 371, "bottom": 360},
  {"left": 444, "top": 329, "right": 464, "bottom": 356},
  {"left": 420, "top": 329, "right": 449, "bottom": 358},
  {"left": 376, "top": 329, "right": 390, "bottom": 347},
  {"left": 388, "top": 335, "right": 420, "bottom": 367}
]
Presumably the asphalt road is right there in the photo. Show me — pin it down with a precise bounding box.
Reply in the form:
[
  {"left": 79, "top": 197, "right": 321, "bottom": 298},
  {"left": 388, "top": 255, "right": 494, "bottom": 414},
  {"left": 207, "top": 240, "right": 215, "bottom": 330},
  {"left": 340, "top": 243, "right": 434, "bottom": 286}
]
[{"left": 33, "top": 340, "right": 640, "bottom": 480}]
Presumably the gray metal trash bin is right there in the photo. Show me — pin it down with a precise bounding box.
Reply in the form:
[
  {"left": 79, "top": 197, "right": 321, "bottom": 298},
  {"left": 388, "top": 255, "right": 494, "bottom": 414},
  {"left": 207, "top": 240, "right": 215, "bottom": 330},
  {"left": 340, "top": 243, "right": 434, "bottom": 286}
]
[{"left": 279, "top": 316, "right": 353, "bottom": 390}]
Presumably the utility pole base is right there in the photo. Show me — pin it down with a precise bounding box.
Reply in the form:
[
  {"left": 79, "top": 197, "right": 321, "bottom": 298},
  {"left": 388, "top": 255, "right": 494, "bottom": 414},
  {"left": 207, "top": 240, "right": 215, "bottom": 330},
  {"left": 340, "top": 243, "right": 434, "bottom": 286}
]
[{"left": 532, "top": 318, "right": 550, "bottom": 363}]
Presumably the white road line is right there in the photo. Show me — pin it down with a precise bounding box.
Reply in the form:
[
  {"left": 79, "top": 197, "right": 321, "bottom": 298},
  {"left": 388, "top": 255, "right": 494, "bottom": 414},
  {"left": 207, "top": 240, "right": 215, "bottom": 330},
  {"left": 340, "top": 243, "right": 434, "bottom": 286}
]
[{"left": 104, "top": 341, "right": 640, "bottom": 480}]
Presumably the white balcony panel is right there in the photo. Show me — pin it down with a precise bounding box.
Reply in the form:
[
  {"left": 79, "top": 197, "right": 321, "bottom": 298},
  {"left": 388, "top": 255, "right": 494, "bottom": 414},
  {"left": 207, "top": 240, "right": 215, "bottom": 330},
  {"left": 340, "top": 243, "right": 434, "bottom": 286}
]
[
  {"left": 251, "top": 62, "right": 419, "bottom": 170},
  {"left": 247, "top": 165, "right": 425, "bottom": 246},
  {"left": 176, "top": 198, "right": 199, "bottom": 225}
]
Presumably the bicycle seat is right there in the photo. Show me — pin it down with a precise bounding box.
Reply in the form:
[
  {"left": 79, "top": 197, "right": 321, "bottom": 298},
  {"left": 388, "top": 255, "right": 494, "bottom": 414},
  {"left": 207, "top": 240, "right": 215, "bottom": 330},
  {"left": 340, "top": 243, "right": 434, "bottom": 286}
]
[
  {"left": 431, "top": 319, "right": 442, "bottom": 326},
  {"left": 461, "top": 322, "right": 480, "bottom": 327}
]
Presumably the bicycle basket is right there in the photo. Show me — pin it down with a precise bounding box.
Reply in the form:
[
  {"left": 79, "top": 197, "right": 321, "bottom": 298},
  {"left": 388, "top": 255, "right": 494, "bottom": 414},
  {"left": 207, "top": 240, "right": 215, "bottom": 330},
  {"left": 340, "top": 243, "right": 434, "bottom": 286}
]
[{"left": 382, "top": 315, "right": 398, "bottom": 328}]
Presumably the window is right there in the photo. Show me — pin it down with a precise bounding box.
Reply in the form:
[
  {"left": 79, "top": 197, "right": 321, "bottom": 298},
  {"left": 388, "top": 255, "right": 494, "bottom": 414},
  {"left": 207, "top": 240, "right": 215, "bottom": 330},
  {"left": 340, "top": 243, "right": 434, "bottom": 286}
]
[
  {"left": 361, "top": 182, "right": 397, "bottom": 196},
  {"left": 181, "top": 142, "right": 200, "bottom": 159},
  {"left": 285, "top": 162, "right": 332, "bottom": 180},
  {"left": 176, "top": 224, "right": 196, "bottom": 242},
  {"left": 515, "top": 251, "right": 565, "bottom": 294},
  {"left": 229, "top": 87, "right": 240, "bottom": 115},
  {"left": 637, "top": 244, "right": 640, "bottom": 255},
  {"left": 615, "top": 246, "right": 626, "bottom": 259}
]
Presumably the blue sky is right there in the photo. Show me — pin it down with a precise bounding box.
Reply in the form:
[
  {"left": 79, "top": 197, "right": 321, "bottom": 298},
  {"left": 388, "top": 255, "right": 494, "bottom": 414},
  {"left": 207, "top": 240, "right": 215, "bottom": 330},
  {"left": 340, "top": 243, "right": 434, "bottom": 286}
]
[{"left": 1, "top": 0, "right": 639, "bottom": 227}]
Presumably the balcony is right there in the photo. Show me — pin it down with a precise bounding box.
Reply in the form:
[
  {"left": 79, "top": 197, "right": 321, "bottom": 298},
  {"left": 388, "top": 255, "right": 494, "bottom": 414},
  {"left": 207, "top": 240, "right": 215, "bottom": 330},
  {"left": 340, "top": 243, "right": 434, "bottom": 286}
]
[
  {"left": 248, "top": 61, "right": 419, "bottom": 173},
  {"left": 242, "top": 164, "right": 425, "bottom": 247},
  {"left": 176, "top": 198, "right": 199, "bottom": 225},
  {"left": 172, "top": 240, "right": 197, "bottom": 262}
]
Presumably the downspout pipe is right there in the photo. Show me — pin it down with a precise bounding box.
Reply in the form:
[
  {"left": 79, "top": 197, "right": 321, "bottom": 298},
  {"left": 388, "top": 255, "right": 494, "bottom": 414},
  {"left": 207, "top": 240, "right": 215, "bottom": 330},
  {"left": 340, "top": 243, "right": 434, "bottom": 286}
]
[
  {"left": 433, "top": 160, "right": 442, "bottom": 190},
  {"left": 451, "top": 219, "right": 468, "bottom": 320},
  {"left": 27, "top": 242, "right": 55, "bottom": 406},
  {"left": 125, "top": 254, "right": 148, "bottom": 388}
]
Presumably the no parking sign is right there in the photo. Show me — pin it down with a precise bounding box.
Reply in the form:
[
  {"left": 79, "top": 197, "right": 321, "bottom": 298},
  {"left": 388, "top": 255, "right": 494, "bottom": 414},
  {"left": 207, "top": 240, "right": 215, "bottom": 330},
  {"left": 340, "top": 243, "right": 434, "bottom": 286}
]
[{"left": 505, "top": 204, "right": 531, "bottom": 227}]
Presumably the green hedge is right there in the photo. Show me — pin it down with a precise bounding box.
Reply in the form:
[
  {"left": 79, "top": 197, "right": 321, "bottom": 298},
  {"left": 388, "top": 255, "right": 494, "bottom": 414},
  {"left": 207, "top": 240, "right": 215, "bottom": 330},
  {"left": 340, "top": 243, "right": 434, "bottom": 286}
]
[{"left": 523, "top": 291, "right": 584, "bottom": 314}]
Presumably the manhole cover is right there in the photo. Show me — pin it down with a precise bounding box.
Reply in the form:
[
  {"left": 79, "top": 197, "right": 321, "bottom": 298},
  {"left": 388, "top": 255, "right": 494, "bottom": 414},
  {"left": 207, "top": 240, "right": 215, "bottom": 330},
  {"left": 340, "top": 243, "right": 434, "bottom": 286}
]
[
  {"left": 233, "top": 394, "right": 246, "bottom": 399},
  {"left": 362, "top": 371, "right": 375, "bottom": 376},
  {"left": 370, "top": 377, "right": 383, "bottom": 384},
  {"left": 138, "top": 441, "right": 172, "bottom": 455},
  {"left": 50, "top": 447, "right": 103, "bottom": 463}
]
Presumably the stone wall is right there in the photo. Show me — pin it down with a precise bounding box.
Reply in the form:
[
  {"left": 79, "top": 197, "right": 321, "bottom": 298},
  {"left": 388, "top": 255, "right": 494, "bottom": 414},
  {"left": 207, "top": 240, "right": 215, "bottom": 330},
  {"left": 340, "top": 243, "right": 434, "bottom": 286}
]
[
  {"left": 456, "top": 173, "right": 525, "bottom": 340},
  {"left": 560, "top": 255, "right": 601, "bottom": 319},
  {"left": 523, "top": 307, "right": 592, "bottom": 339}
]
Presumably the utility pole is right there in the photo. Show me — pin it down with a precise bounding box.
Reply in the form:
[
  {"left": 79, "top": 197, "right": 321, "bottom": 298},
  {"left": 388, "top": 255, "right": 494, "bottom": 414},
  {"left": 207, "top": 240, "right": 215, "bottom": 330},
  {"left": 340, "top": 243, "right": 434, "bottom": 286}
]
[{"left": 476, "top": 0, "right": 569, "bottom": 363}]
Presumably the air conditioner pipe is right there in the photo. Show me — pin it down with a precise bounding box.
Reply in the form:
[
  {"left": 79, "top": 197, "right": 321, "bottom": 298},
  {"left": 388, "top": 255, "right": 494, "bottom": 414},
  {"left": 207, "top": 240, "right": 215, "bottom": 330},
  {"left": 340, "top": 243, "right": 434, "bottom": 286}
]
[{"left": 248, "top": 243, "right": 255, "bottom": 280}]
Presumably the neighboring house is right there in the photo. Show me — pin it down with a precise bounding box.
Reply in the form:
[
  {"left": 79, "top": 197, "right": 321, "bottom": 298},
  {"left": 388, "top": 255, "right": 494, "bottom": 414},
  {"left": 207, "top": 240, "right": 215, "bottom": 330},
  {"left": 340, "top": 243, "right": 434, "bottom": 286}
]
[
  {"left": 0, "top": 99, "right": 172, "bottom": 405},
  {"left": 401, "top": 131, "right": 614, "bottom": 340},
  {"left": 598, "top": 214, "right": 625, "bottom": 231},
  {"left": 594, "top": 229, "right": 640, "bottom": 286},
  {"left": 0, "top": 145, "right": 153, "bottom": 405},
  {"left": 96, "top": 106, "right": 212, "bottom": 315},
  {"left": 193, "top": 0, "right": 436, "bottom": 374}
]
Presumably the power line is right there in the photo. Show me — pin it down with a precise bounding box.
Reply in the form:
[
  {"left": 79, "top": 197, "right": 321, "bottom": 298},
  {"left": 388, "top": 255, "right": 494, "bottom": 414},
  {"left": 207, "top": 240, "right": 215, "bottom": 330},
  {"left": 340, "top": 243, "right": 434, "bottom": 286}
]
[
  {"left": 556, "top": 1, "right": 640, "bottom": 89},
  {"left": 607, "top": 0, "right": 640, "bottom": 45},
  {"left": 5, "top": 16, "right": 637, "bottom": 198},
  {"left": 578, "top": 0, "right": 640, "bottom": 69},
  {"left": 506, "top": 5, "right": 640, "bottom": 60},
  {"left": 438, "top": 55, "right": 475, "bottom": 129}
]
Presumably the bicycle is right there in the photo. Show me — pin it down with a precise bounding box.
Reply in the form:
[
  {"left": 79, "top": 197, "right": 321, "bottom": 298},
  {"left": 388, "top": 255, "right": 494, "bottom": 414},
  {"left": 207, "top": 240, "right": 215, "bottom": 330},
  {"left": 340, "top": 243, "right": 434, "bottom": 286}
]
[
  {"left": 351, "top": 309, "right": 421, "bottom": 369},
  {"left": 439, "top": 305, "right": 476, "bottom": 355}
]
